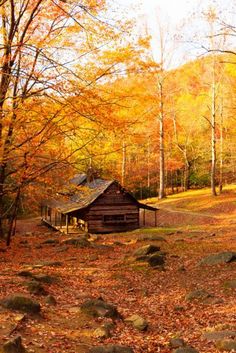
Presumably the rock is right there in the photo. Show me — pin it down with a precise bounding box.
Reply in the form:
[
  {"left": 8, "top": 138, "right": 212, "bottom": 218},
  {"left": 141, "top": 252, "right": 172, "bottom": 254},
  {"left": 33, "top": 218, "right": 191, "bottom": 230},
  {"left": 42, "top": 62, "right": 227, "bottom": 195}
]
[
  {"left": 80, "top": 299, "right": 121, "bottom": 319},
  {"left": 216, "top": 339, "right": 236, "bottom": 351},
  {"left": 24, "top": 280, "right": 48, "bottom": 296},
  {"left": 1, "top": 295, "right": 41, "bottom": 314},
  {"left": 37, "top": 261, "right": 62, "bottom": 267},
  {"left": 3, "top": 335, "right": 26, "bottom": 353},
  {"left": 45, "top": 295, "right": 57, "bottom": 305},
  {"left": 125, "top": 314, "right": 148, "bottom": 331},
  {"left": 174, "top": 306, "right": 185, "bottom": 312},
  {"left": 224, "top": 280, "right": 236, "bottom": 289},
  {"left": 90, "top": 234, "right": 101, "bottom": 242},
  {"left": 19, "top": 240, "right": 28, "bottom": 245},
  {"left": 147, "top": 253, "right": 165, "bottom": 267},
  {"left": 33, "top": 274, "right": 58, "bottom": 284},
  {"left": 57, "top": 245, "right": 69, "bottom": 252},
  {"left": 89, "top": 254, "right": 99, "bottom": 262},
  {"left": 113, "top": 241, "right": 124, "bottom": 246},
  {"left": 61, "top": 237, "right": 90, "bottom": 247},
  {"left": 203, "top": 330, "right": 236, "bottom": 341},
  {"left": 93, "top": 326, "right": 111, "bottom": 339},
  {"left": 185, "top": 289, "right": 213, "bottom": 301},
  {"left": 133, "top": 245, "right": 160, "bottom": 257},
  {"left": 173, "top": 348, "right": 199, "bottom": 353},
  {"left": 199, "top": 252, "right": 236, "bottom": 266},
  {"left": 41, "top": 238, "right": 59, "bottom": 244},
  {"left": 35, "top": 245, "right": 42, "bottom": 249},
  {"left": 169, "top": 338, "right": 186, "bottom": 348},
  {"left": 17, "top": 271, "right": 34, "bottom": 278},
  {"left": 88, "top": 345, "right": 134, "bottom": 353}
]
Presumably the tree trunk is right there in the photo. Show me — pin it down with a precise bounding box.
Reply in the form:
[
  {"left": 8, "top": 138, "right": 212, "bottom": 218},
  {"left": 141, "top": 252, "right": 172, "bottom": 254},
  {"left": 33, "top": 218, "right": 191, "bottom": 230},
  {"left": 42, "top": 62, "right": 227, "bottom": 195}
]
[
  {"left": 6, "top": 187, "right": 21, "bottom": 246},
  {"left": 121, "top": 141, "right": 126, "bottom": 186},
  {"left": 211, "top": 80, "right": 217, "bottom": 196},
  {"left": 158, "top": 81, "right": 165, "bottom": 199},
  {"left": 219, "top": 98, "right": 224, "bottom": 193}
]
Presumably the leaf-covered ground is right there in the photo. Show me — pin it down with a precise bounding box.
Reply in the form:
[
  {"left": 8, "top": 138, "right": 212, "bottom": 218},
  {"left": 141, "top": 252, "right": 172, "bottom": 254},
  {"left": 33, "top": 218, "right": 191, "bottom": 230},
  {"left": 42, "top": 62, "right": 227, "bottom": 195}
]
[{"left": 1, "top": 185, "right": 236, "bottom": 353}]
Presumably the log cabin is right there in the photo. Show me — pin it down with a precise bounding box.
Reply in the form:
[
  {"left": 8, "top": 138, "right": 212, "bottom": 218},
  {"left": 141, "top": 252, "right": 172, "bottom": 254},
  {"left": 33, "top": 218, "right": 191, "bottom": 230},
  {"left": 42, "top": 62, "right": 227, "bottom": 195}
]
[{"left": 41, "top": 174, "right": 158, "bottom": 234}]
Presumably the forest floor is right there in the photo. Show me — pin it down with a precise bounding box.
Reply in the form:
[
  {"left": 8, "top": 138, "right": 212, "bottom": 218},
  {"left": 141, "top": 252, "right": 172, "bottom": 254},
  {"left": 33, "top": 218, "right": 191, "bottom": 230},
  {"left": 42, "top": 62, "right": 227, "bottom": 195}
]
[{"left": 1, "top": 185, "right": 236, "bottom": 353}]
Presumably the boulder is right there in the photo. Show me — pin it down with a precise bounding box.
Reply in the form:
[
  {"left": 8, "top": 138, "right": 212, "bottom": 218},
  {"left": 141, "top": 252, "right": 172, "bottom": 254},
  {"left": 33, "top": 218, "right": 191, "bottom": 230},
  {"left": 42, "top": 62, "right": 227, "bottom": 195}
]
[
  {"left": 45, "top": 295, "right": 57, "bottom": 305},
  {"left": 125, "top": 314, "right": 148, "bottom": 331},
  {"left": 80, "top": 299, "right": 121, "bottom": 319},
  {"left": 185, "top": 289, "right": 213, "bottom": 301},
  {"left": 203, "top": 330, "right": 236, "bottom": 341},
  {"left": 3, "top": 335, "right": 26, "bottom": 353},
  {"left": 93, "top": 326, "right": 111, "bottom": 339},
  {"left": 147, "top": 253, "right": 165, "bottom": 267},
  {"left": 173, "top": 347, "right": 199, "bottom": 353},
  {"left": 33, "top": 274, "right": 58, "bottom": 284},
  {"left": 1, "top": 295, "right": 41, "bottom": 314},
  {"left": 224, "top": 280, "right": 236, "bottom": 289},
  {"left": 24, "top": 280, "right": 48, "bottom": 296},
  {"left": 41, "top": 238, "right": 59, "bottom": 245},
  {"left": 17, "top": 271, "right": 34, "bottom": 278},
  {"left": 133, "top": 245, "right": 160, "bottom": 257},
  {"left": 215, "top": 339, "right": 236, "bottom": 351},
  {"left": 61, "top": 237, "right": 90, "bottom": 247},
  {"left": 199, "top": 252, "right": 236, "bottom": 266},
  {"left": 37, "top": 261, "right": 62, "bottom": 267},
  {"left": 169, "top": 338, "right": 186, "bottom": 348},
  {"left": 88, "top": 345, "right": 134, "bottom": 353}
]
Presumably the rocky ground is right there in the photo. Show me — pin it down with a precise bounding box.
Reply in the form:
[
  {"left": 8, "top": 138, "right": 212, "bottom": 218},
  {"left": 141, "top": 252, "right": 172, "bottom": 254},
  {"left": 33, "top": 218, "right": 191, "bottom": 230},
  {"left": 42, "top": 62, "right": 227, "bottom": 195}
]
[{"left": 1, "top": 186, "right": 236, "bottom": 353}]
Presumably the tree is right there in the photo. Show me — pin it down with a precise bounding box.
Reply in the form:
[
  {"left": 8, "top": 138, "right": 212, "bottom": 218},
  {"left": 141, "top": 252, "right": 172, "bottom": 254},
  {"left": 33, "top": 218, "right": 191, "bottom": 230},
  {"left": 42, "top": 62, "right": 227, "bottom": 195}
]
[{"left": 0, "top": 0, "right": 128, "bottom": 244}]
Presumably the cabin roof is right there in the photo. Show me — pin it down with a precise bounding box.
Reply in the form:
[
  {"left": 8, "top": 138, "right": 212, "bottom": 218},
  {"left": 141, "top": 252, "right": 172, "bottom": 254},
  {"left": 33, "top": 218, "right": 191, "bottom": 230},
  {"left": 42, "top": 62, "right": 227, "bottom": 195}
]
[
  {"left": 69, "top": 173, "right": 87, "bottom": 186},
  {"left": 42, "top": 175, "right": 158, "bottom": 214}
]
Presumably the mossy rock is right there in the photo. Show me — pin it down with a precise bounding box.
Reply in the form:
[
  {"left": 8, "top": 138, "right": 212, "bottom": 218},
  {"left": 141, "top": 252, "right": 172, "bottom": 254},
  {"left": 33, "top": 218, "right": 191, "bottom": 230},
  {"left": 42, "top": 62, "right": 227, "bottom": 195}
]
[
  {"left": 88, "top": 345, "right": 134, "bottom": 353},
  {"left": 33, "top": 274, "right": 59, "bottom": 284},
  {"left": 61, "top": 237, "right": 90, "bottom": 247},
  {"left": 3, "top": 335, "right": 26, "bottom": 353},
  {"left": 80, "top": 299, "right": 121, "bottom": 319},
  {"left": 41, "top": 238, "right": 59, "bottom": 245},
  {"left": 24, "top": 280, "right": 48, "bottom": 296},
  {"left": 133, "top": 245, "right": 160, "bottom": 257},
  {"left": 223, "top": 280, "right": 236, "bottom": 289},
  {"left": 147, "top": 253, "right": 165, "bottom": 267},
  {"left": 1, "top": 295, "right": 41, "bottom": 313},
  {"left": 185, "top": 289, "right": 213, "bottom": 301},
  {"left": 125, "top": 314, "right": 148, "bottom": 331},
  {"left": 216, "top": 339, "right": 236, "bottom": 351},
  {"left": 199, "top": 252, "right": 236, "bottom": 266},
  {"left": 173, "top": 347, "right": 199, "bottom": 353}
]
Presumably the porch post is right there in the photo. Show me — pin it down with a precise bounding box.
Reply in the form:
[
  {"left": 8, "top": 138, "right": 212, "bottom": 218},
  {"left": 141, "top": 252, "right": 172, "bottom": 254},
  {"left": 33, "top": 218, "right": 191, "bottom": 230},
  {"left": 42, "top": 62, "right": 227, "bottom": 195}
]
[
  {"left": 60, "top": 213, "right": 62, "bottom": 229},
  {"left": 66, "top": 215, "right": 68, "bottom": 234},
  {"left": 143, "top": 208, "right": 145, "bottom": 226}
]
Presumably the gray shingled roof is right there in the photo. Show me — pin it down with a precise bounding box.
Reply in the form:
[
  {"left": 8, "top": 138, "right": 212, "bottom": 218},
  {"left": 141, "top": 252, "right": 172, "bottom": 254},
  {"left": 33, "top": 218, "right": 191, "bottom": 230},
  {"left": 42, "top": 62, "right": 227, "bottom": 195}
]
[
  {"left": 69, "top": 173, "right": 87, "bottom": 186},
  {"left": 43, "top": 176, "right": 158, "bottom": 214}
]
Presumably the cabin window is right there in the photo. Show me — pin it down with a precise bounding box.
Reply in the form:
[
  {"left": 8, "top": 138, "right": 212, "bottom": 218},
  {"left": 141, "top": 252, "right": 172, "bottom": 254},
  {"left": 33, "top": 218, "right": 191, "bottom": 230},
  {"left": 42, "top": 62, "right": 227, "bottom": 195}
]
[{"left": 103, "top": 215, "right": 125, "bottom": 223}]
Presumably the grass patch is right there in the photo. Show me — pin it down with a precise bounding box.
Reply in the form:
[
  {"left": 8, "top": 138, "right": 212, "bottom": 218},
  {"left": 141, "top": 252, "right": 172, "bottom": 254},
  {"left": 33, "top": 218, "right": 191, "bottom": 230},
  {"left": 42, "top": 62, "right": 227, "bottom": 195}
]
[{"left": 137, "top": 227, "right": 178, "bottom": 234}]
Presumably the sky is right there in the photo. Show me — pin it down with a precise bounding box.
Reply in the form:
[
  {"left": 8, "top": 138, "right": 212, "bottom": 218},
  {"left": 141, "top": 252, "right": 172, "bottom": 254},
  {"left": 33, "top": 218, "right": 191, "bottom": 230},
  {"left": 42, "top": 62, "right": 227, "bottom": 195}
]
[{"left": 113, "top": 0, "right": 235, "bottom": 67}]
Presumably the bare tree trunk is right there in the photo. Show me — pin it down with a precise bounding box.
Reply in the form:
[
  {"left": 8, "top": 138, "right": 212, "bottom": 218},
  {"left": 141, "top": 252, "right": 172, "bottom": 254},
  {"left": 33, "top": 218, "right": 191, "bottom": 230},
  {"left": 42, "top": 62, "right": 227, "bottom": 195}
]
[
  {"left": 147, "top": 138, "right": 150, "bottom": 197},
  {"left": 6, "top": 187, "right": 21, "bottom": 246},
  {"left": 121, "top": 141, "right": 126, "bottom": 186},
  {"left": 211, "top": 79, "right": 217, "bottom": 196},
  {"left": 158, "top": 81, "right": 165, "bottom": 199},
  {"left": 219, "top": 98, "right": 224, "bottom": 193}
]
